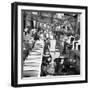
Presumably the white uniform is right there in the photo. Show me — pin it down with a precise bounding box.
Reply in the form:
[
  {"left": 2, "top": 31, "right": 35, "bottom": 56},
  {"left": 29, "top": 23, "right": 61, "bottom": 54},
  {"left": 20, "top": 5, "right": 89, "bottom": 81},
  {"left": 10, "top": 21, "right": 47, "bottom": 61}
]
[{"left": 50, "top": 39, "right": 56, "bottom": 52}]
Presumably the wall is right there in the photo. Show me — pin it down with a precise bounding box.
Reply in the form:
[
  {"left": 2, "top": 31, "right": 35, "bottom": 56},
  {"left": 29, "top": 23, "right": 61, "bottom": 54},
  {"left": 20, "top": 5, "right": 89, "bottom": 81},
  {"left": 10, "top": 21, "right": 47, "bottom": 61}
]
[{"left": 0, "top": 0, "right": 89, "bottom": 89}]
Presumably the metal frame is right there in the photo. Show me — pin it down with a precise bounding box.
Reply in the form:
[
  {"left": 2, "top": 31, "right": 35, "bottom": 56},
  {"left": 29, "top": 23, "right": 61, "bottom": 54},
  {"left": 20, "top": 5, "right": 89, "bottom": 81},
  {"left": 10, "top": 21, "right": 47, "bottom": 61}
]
[{"left": 11, "top": 2, "right": 88, "bottom": 87}]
